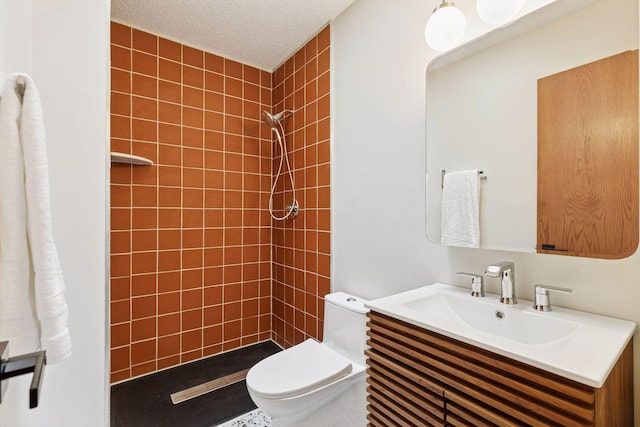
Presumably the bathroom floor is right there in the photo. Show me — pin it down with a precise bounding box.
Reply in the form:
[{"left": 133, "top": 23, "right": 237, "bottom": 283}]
[{"left": 111, "top": 341, "right": 280, "bottom": 427}]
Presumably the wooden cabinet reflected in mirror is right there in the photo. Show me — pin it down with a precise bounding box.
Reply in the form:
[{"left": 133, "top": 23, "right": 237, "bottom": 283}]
[{"left": 537, "top": 50, "right": 639, "bottom": 258}]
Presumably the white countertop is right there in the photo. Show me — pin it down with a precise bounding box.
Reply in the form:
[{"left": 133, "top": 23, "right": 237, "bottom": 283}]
[{"left": 366, "top": 283, "right": 636, "bottom": 387}]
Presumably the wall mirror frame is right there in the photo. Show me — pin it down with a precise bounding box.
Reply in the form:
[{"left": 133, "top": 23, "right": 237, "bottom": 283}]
[{"left": 425, "top": 0, "right": 639, "bottom": 259}]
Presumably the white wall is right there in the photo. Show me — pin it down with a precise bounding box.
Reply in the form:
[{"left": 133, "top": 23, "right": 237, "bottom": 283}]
[
  {"left": 0, "top": 0, "right": 109, "bottom": 426},
  {"left": 332, "top": 0, "right": 640, "bottom": 423}
]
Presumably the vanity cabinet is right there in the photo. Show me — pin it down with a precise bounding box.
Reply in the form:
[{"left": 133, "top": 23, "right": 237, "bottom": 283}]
[{"left": 366, "top": 311, "right": 633, "bottom": 426}]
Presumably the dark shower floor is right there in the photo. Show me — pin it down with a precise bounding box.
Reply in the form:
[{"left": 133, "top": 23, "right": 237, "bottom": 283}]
[{"left": 111, "top": 340, "right": 281, "bottom": 427}]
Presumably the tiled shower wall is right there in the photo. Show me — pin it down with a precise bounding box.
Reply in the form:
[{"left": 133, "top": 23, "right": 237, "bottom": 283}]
[
  {"left": 109, "top": 23, "right": 274, "bottom": 382},
  {"left": 271, "top": 27, "right": 331, "bottom": 348}
]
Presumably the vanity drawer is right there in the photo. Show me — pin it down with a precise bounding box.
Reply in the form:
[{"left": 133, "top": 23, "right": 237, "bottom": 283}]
[{"left": 366, "top": 311, "right": 632, "bottom": 426}]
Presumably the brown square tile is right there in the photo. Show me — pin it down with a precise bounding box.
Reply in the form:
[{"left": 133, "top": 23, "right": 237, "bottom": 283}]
[
  {"left": 111, "top": 323, "right": 130, "bottom": 348},
  {"left": 159, "top": 58, "right": 182, "bottom": 83},
  {"left": 158, "top": 208, "right": 181, "bottom": 228},
  {"left": 158, "top": 313, "right": 181, "bottom": 336},
  {"left": 223, "top": 320, "right": 241, "bottom": 341},
  {"left": 204, "top": 307, "right": 222, "bottom": 327},
  {"left": 183, "top": 65, "right": 203, "bottom": 88},
  {"left": 131, "top": 339, "right": 156, "bottom": 364},
  {"left": 159, "top": 144, "right": 181, "bottom": 166},
  {"left": 159, "top": 166, "right": 181, "bottom": 187},
  {"left": 111, "top": 22, "right": 132, "bottom": 48},
  {"left": 204, "top": 285, "right": 223, "bottom": 306},
  {"left": 131, "top": 317, "right": 156, "bottom": 342},
  {"left": 225, "top": 77, "right": 243, "bottom": 98},
  {"left": 132, "top": 273, "right": 156, "bottom": 296},
  {"left": 159, "top": 101, "right": 181, "bottom": 125},
  {"left": 131, "top": 295, "right": 157, "bottom": 319},
  {"left": 182, "top": 330, "right": 202, "bottom": 352},
  {"left": 204, "top": 111, "right": 223, "bottom": 132},
  {"left": 180, "top": 148, "right": 203, "bottom": 170},
  {"left": 182, "top": 289, "right": 203, "bottom": 310},
  {"left": 204, "top": 210, "right": 223, "bottom": 228},
  {"left": 111, "top": 115, "right": 131, "bottom": 139},
  {"left": 159, "top": 229, "right": 181, "bottom": 250},
  {"left": 158, "top": 37, "right": 181, "bottom": 62},
  {"left": 111, "top": 92, "right": 130, "bottom": 116},
  {"left": 132, "top": 96, "right": 157, "bottom": 121},
  {"left": 183, "top": 106, "right": 203, "bottom": 128},
  {"left": 112, "top": 208, "right": 132, "bottom": 231},
  {"left": 183, "top": 45, "right": 203, "bottom": 68},
  {"left": 181, "top": 308, "right": 203, "bottom": 331},
  {"left": 159, "top": 80, "right": 181, "bottom": 103},
  {"left": 158, "top": 292, "right": 180, "bottom": 315},
  {"left": 159, "top": 187, "right": 182, "bottom": 208},
  {"left": 131, "top": 119, "right": 157, "bottom": 142},
  {"left": 205, "top": 53, "right": 224, "bottom": 73},
  {"left": 112, "top": 45, "right": 131, "bottom": 71},
  {"left": 132, "top": 51, "right": 157, "bottom": 77},
  {"left": 318, "top": 25, "right": 330, "bottom": 52},
  {"left": 111, "top": 299, "right": 131, "bottom": 324},
  {"left": 132, "top": 230, "right": 157, "bottom": 252},
  {"left": 224, "top": 115, "right": 243, "bottom": 135},
  {"left": 131, "top": 208, "right": 157, "bottom": 230},
  {"left": 183, "top": 86, "right": 203, "bottom": 109},
  {"left": 205, "top": 91, "right": 224, "bottom": 113},
  {"left": 204, "top": 190, "right": 223, "bottom": 209},
  {"left": 112, "top": 69, "right": 131, "bottom": 93},
  {"left": 111, "top": 277, "right": 131, "bottom": 301},
  {"left": 132, "top": 29, "right": 157, "bottom": 55},
  {"left": 183, "top": 188, "right": 204, "bottom": 208},
  {"left": 158, "top": 123, "right": 181, "bottom": 146},
  {"left": 132, "top": 251, "right": 157, "bottom": 274},
  {"left": 225, "top": 96, "right": 243, "bottom": 117},
  {"left": 158, "top": 250, "right": 181, "bottom": 271},
  {"left": 224, "top": 59, "right": 243, "bottom": 79},
  {"left": 111, "top": 254, "right": 131, "bottom": 278},
  {"left": 158, "top": 271, "right": 181, "bottom": 293},
  {"left": 182, "top": 229, "right": 203, "bottom": 248},
  {"left": 182, "top": 269, "right": 203, "bottom": 289},
  {"left": 182, "top": 248, "right": 203, "bottom": 269},
  {"left": 132, "top": 185, "right": 157, "bottom": 207},
  {"left": 111, "top": 347, "right": 130, "bottom": 372},
  {"left": 158, "top": 334, "right": 180, "bottom": 358}
]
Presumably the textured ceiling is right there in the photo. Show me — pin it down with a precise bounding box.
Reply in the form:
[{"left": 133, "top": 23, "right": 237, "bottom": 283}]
[{"left": 111, "top": 0, "right": 357, "bottom": 71}]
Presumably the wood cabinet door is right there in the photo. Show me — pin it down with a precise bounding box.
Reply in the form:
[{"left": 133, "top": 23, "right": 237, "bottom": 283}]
[{"left": 537, "top": 50, "right": 638, "bottom": 258}]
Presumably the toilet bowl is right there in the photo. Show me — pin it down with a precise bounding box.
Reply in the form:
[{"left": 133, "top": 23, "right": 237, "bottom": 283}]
[{"left": 246, "top": 292, "right": 369, "bottom": 427}]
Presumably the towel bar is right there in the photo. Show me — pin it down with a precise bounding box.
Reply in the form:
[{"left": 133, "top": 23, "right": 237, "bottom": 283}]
[
  {"left": 441, "top": 169, "right": 487, "bottom": 189},
  {"left": 0, "top": 342, "right": 46, "bottom": 409}
]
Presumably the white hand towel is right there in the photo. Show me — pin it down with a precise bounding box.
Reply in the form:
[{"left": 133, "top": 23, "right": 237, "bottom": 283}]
[
  {"left": 0, "top": 73, "right": 71, "bottom": 363},
  {"left": 440, "top": 169, "right": 480, "bottom": 248}
]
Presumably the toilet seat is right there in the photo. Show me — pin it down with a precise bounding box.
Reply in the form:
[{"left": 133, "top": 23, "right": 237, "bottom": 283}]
[{"left": 247, "top": 339, "right": 352, "bottom": 399}]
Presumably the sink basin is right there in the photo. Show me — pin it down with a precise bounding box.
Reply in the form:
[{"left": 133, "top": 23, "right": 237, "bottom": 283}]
[
  {"left": 401, "top": 293, "right": 581, "bottom": 345},
  {"left": 366, "top": 283, "right": 635, "bottom": 387}
]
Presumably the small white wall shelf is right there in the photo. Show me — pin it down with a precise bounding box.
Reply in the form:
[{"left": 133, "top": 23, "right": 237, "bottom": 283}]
[{"left": 110, "top": 152, "right": 153, "bottom": 166}]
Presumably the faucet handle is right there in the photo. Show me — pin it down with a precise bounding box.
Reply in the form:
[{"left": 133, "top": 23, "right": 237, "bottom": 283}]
[
  {"left": 456, "top": 272, "right": 484, "bottom": 297},
  {"left": 533, "top": 285, "right": 572, "bottom": 311}
]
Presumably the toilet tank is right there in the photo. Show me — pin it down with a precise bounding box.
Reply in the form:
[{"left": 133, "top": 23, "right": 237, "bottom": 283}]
[{"left": 323, "top": 292, "right": 369, "bottom": 366}]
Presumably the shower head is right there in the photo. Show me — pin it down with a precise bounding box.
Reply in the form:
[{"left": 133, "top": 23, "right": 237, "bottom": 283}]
[{"left": 262, "top": 110, "right": 293, "bottom": 129}]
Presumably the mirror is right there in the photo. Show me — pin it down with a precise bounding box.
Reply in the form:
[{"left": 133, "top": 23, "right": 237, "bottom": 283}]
[{"left": 426, "top": 0, "right": 639, "bottom": 258}]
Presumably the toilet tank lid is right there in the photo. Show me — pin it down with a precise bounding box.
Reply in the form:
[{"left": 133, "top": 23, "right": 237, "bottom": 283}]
[
  {"left": 246, "top": 339, "right": 352, "bottom": 399},
  {"left": 325, "top": 292, "right": 369, "bottom": 314}
]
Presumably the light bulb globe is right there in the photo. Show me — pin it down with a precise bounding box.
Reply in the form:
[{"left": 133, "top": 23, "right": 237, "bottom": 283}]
[
  {"left": 425, "top": 4, "right": 466, "bottom": 52},
  {"left": 476, "top": 0, "right": 525, "bottom": 25}
]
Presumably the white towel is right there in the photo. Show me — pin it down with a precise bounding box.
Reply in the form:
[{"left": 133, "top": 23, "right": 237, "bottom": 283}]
[
  {"left": 441, "top": 169, "right": 480, "bottom": 248},
  {"left": 0, "top": 73, "right": 71, "bottom": 364}
]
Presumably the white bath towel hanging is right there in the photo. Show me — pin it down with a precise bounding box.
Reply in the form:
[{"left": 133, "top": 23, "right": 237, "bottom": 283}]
[
  {"left": 0, "top": 73, "right": 71, "bottom": 363},
  {"left": 440, "top": 169, "right": 480, "bottom": 248}
]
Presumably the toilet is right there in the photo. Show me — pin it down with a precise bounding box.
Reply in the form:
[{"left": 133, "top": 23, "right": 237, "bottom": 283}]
[{"left": 246, "top": 292, "right": 369, "bottom": 427}]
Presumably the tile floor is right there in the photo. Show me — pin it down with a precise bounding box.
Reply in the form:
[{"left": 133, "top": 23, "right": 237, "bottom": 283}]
[{"left": 111, "top": 341, "right": 280, "bottom": 427}]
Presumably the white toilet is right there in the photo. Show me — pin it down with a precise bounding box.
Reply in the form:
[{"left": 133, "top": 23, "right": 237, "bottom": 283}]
[{"left": 246, "top": 292, "right": 369, "bottom": 427}]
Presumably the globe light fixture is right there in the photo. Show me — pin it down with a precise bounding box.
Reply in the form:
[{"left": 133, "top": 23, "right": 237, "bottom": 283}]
[{"left": 425, "top": 1, "right": 466, "bottom": 52}]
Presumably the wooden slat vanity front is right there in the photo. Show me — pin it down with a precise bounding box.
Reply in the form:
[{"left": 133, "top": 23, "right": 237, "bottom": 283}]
[{"left": 366, "top": 311, "right": 633, "bottom": 426}]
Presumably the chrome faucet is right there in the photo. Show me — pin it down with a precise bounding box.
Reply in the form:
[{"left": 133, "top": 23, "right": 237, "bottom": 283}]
[
  {"left": 456, "top": 272, "right": 484, "bottom": 297},
  {"left": 485, "top": 262, "right": 516, "bottom": 305},
  {"left": 533, "top": 285, "right": 572, "bottom": 311}
]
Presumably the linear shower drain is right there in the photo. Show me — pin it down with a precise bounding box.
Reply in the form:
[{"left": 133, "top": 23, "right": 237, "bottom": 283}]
[{"left": 170, "top": 368, "right": 251, "bottom": 404}]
